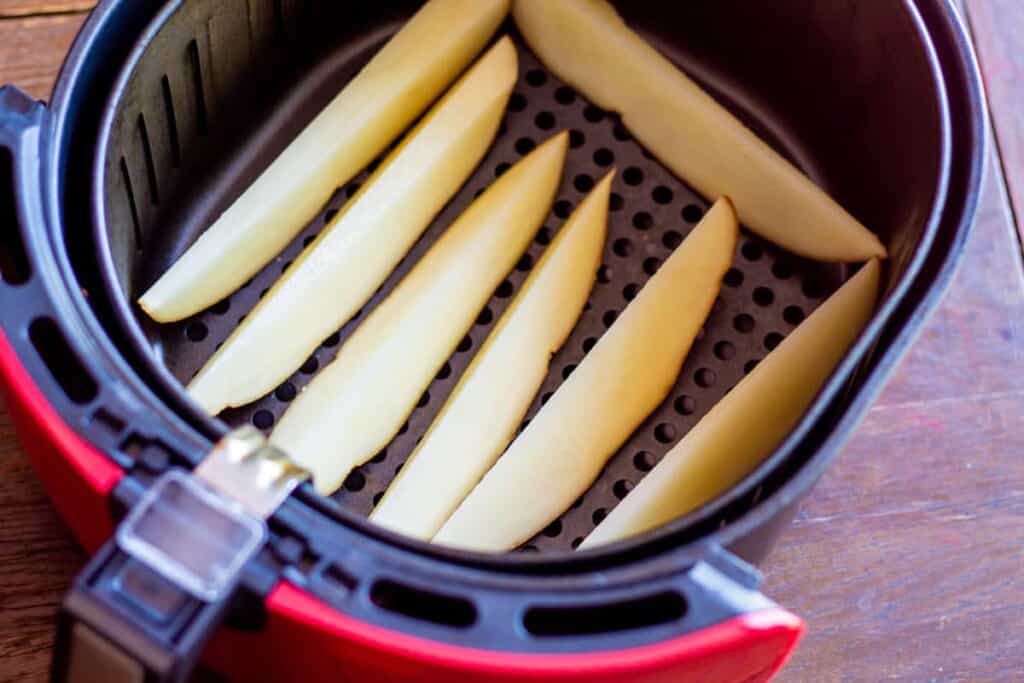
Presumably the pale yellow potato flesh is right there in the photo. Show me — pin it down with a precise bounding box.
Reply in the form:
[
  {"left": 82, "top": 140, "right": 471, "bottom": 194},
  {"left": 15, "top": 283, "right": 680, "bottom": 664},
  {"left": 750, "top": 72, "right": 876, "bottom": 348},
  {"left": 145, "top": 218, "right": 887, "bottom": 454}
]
[
  {"left": 271, "top": 133, "right": 570, "bottom": 495},
  {"left": 370, "top": 173, "right": 613, "bottom": 540},
  {"left": 582, "top": 259, "right": 880, "bottom": 549},
  {"left": 186, "top": 39, "right": 518, "bottom": 415},
  {"left": 513, "top": 0, "right": 887, "bottom": 263},
  {"left": 433, "top": 198, "right": 738, "bottom": 552},
  {"left": 139, "top": 0, "right": 511, "bottom": 323}
]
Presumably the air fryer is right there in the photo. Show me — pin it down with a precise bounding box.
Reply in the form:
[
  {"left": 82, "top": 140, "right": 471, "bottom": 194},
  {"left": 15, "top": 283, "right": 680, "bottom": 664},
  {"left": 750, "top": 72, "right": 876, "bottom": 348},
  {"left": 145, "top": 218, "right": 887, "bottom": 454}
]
[{"left": 0, "top": 1, "right": 986, "bottom": 682}]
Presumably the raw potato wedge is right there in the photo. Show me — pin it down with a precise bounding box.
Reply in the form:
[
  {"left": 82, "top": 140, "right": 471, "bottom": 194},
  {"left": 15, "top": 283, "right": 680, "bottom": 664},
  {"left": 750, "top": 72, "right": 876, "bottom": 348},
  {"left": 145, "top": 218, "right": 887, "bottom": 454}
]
[
  {"left": 513, "top": 0, "right": 886, "bottom": 263},
  {"left": 583, "top": 259, "right": 880, "bottom": 549},
  {"left": 434, "top": 198, "right": 738, "bottom": 552},
  {"left": 139, "top": 0, "right": 511, "bottom": 322},
  {"left": 187, "top": 39, "right": 518, "bottom": 415},
  {"left": 272, "top": 133, "right": 570, "bottom": 495},
  {"left": 371, "top": 173, "right": 613, "bottom": 540}
]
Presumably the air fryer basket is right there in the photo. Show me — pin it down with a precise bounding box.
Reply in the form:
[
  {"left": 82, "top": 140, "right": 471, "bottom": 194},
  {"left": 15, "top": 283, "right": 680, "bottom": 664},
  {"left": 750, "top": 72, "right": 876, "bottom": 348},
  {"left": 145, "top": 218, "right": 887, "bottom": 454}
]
[{"left": 95, "top": 0, "right": 941, "bottom": 555}]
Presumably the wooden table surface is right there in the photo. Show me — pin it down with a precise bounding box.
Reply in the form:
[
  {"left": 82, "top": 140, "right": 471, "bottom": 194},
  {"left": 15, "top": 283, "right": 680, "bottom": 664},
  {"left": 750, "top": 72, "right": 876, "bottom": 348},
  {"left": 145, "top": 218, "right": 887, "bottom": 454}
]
[{"left": 1, "top": 2, "right": 1022, "bottom": 681}]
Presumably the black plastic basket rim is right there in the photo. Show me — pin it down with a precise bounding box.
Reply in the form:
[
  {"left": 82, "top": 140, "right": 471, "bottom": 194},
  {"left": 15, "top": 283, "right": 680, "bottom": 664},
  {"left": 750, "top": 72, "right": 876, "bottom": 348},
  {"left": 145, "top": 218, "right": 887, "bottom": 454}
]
[{"left": 61, "top": 0, "right": 988, "bottom": 569}]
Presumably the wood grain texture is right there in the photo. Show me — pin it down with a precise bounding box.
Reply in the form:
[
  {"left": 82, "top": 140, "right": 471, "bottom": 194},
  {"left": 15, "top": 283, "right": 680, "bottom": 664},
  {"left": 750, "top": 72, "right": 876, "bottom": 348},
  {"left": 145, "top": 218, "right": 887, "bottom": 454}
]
[
  {"left": 0, "top": 394, "right": 85, "bottom": 682},
  {"left": 0, "top": 0, "right": 93, "bottom": 18},
  {"left": 0, "top": 13, "right": 87, "bottom": 100},
  {"left": 966, "top": 0, "right": 1024, "bottom": 237},
  {"left": 765, "top": 151, "right": 1024, "bottom": 682},
  {"left": 0, "top": 1, "right": 1022, "bottom": 682}
]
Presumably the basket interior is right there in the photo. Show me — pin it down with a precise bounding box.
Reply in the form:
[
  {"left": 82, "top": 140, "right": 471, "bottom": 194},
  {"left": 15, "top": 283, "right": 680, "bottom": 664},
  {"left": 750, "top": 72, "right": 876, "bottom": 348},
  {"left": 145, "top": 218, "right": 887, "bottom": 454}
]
[{"left": 95, "top": 0, "right": 945, "bottom": 554}]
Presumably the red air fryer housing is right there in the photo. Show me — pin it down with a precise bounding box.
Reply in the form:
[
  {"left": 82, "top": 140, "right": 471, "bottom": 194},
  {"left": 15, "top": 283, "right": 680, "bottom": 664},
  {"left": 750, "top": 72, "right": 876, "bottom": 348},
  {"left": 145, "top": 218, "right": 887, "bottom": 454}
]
[
  {"left": 0, "top": 321, "right": 801, "bottom": 683},
  {"left": 0, "top": 0, "right": 986, "bottom": 681}
]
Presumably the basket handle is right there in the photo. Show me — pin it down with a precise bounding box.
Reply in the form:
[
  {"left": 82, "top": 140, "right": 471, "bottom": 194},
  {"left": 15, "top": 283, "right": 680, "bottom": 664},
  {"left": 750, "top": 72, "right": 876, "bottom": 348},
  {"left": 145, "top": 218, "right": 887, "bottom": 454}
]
[
  {"left": 50, "top": 429, "right": 304, "bottom": 683},
  {"left": 50, "top": 470, "right": 266, "bottom": 683},
  {"left": 51, "top": 537, "right": 239, "bottom": 683}
]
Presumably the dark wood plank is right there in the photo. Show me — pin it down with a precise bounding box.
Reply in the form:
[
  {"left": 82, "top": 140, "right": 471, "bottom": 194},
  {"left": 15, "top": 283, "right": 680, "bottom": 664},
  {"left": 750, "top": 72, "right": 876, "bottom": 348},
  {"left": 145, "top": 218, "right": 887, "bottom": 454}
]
[
  {"left": 0, "top": 0, "right": 93, "bottom": 19},
  {"left": 0, "top": 395, "right": 86, "bottom": 682},
  {"left": 0, "top": 14, "right": 87, "bottom": 100},
  {"left": 867, "top": 167, "right": 1024, "bottom": 408},
  {"left": 766, "top": 151, "right": 1024, "bottom": 681},
  {"left": 966, "top": 0, "right": 1024, "bottom": 237}
]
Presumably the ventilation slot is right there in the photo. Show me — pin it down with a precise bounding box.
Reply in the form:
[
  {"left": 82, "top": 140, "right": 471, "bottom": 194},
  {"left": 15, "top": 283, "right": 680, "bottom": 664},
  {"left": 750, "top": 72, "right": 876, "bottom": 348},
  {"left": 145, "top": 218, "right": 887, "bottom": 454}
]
[
  {"left": 523, "top": 591, "right": 686, "bottom": 637},
  {"left": 188, "top": 40, "right": 209, "bottom": 135},
  {"left": 137, "top": 115, "right": 160, "bottom": 205},
  {"left": 161, "top": 76, "right": 181, "bottom": 168},
  {"left": 119, "top": 157, "right": 142, "bottom": 250},
  {"left": 323, "top": 564, "right": 357, "bottom": 593},
  {"left": 120, "top": 433, "right": 174, "bottom": 472},
  {"left": 28, "top": 317, "right": 98, "bottom": 405},
  {"left": 370, "top": 580, "right": 476, "bottom": 628},
  {"left": 273, "top": 0, "right": 285, "bottom": 37},
  {"left": 0, "top": 148, "right": 30, "bottom": 284},
  {"left": 90, "top": 408, "right": 126, "bottom": 436}
]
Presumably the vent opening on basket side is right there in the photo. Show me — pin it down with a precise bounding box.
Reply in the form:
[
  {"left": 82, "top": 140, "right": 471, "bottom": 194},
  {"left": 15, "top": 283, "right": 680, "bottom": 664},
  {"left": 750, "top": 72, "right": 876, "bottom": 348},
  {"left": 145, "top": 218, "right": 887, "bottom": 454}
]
[
  {"left": 119, "top": 157, "right": 143, "bottom": 250},
  {"left": 137, "top": 114, "right": 160, "bottom": 206},
  {"left": 370, "top": 579, "right": 477, "bottom": 629},
  {"left": 523, "top": 591, "right": 686, "bottom": 637},
  {"left": 90, "top": 407, "right": 127, "bottom": 437},
  {"left": 187, "top": 39, "right": 209, "bottom": 136},
  {"left": 0, "top": 148, "right": 30, "bottom": 285},
  {"left": 161, "top": 75, "right": 182, "bottom": 168},
  {"left": 28, "top": 317, "right": 99, "bottom": 405}
]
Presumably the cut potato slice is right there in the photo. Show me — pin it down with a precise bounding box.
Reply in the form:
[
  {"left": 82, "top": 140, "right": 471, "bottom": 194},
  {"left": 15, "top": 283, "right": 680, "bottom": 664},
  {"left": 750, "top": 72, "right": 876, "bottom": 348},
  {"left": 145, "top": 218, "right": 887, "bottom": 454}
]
[
  {"left": 186, "top": 39, "right": 518, "bottom": 415},
  {"left": 371, "top": 172, "right": 613, "bottom": 540},
  {"left": 433, "top": 198, "right": 738, "bottom": 552},
  {"left": 139, "top": 0, "right": 511, "bottom": 323},
  {"left": 583, "top": 259, "right": 880, "bottom": 549},
  {"left": 272, "top": 132, "right": 570, "bottom": 495},
  {"left": 513, "top": 0, "right": 886, "bottom": 263}
]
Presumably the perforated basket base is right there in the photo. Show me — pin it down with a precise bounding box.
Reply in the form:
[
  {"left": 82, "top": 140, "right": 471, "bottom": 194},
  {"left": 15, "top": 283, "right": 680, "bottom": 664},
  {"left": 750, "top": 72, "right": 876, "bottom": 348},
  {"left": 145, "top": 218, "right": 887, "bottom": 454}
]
[{"left": 152, "top": 45, "right": 844, "bottom": 553}]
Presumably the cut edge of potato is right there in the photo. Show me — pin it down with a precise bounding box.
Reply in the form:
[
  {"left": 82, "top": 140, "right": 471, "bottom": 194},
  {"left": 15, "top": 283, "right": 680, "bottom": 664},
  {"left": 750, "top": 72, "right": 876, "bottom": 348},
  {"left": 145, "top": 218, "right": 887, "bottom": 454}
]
[
  {"left": 186, "top": 38, "right": 518, "bottom": 415},
  {"left": 370, "top": 171, "right": 613, "bottom": 540},
  {"left": 581, "top": 258, "right": 881, "bottom": 549},
  {"left": 139, "top": 0, "right": 512, "bottom": 323},
  {"left": 432, "top": 198, "right": 738, "bottom": 552},
  {"left": 271, "top": 132, "right": 570, "bottom": 496},
  {"left": 512, "top": 0, "right": 887, "bottom": 263}
]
